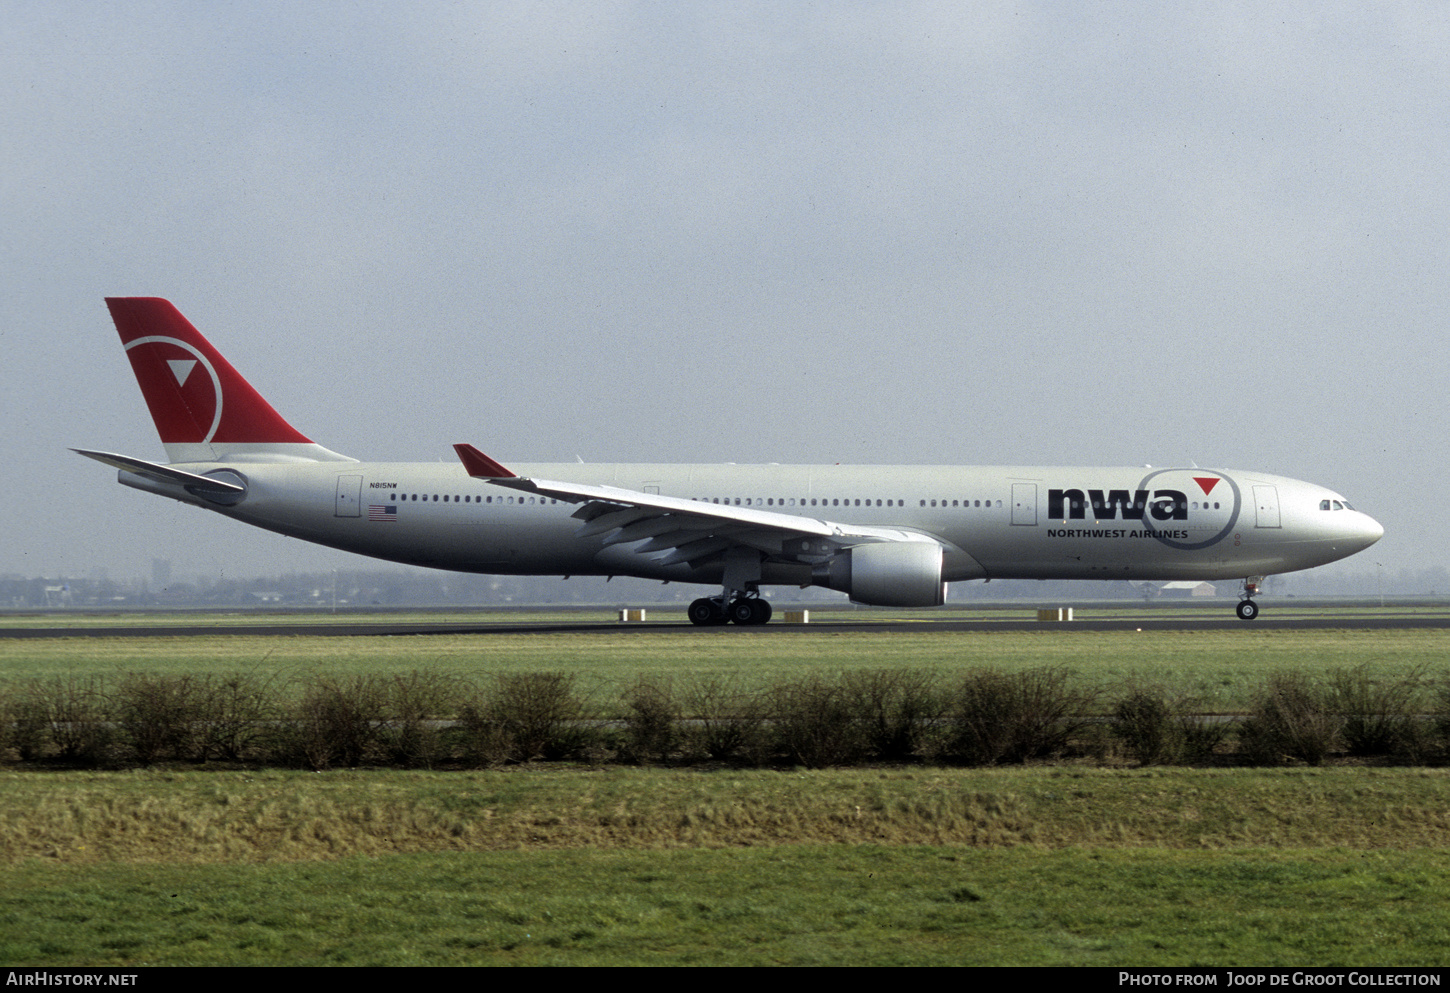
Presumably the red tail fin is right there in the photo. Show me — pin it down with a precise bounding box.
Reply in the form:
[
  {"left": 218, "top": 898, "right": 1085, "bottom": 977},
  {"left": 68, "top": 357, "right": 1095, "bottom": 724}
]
[
  {"left": 106, "top": 298, "right": 353, "bottom": 463},
  {"left": 107, "top": 297, "right": 311, "bottom": 447}
]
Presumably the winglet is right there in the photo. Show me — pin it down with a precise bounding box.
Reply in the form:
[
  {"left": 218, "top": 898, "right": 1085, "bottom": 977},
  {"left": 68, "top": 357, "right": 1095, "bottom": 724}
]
[{"left": 454, "top": 443, "right": 516, "bottom": 478}]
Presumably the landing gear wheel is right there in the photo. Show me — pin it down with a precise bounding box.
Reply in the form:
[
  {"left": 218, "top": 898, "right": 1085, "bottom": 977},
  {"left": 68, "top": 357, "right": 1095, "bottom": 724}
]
[
  {"left": 729, "top": 598, "right": 772, "bottom": 626},
  {"left": 1236, "top": 599, "right": 1259, "bottom": 621},
  {"left": 688, "top": 598, "right": 727, "bottom": 626}
]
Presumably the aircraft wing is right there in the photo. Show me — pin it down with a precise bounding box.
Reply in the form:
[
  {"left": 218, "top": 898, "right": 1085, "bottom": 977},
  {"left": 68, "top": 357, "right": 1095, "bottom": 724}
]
[{"left": 454, "top": 443, "right": 937, "bottom": 568}]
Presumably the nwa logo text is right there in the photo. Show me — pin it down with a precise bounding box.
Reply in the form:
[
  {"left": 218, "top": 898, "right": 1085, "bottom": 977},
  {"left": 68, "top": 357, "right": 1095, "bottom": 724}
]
[{"left": 1048, "top": 489, "right": 1189, "bottom": 522}]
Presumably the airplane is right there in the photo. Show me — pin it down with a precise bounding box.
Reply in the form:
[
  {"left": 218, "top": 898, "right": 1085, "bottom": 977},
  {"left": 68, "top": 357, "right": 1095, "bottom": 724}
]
[{"left": 76, "top": 297, "right": 1384, "bottom": 625}]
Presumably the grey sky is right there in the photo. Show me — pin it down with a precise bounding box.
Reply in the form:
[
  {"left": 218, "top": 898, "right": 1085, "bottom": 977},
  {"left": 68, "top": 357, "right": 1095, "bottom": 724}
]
[{"left": 3, "top": 2, "right": 1441, "bottom": 582}]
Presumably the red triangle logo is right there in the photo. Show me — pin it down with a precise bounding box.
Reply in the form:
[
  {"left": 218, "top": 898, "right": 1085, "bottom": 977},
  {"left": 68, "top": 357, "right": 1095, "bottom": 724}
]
[{"left": 1194, "top": 477, "right": 1220, "bottom": 495}]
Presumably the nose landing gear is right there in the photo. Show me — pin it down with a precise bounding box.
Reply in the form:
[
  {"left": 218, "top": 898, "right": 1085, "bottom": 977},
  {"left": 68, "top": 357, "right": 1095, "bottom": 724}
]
[{"left": 1236, "top": 577, "right": 1264, "bottom": 621}]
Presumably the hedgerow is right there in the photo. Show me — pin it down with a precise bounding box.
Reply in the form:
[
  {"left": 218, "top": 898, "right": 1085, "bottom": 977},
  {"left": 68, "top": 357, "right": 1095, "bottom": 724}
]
[{"left": 0, "top": 667, "right": 1441, "bottom": 770}]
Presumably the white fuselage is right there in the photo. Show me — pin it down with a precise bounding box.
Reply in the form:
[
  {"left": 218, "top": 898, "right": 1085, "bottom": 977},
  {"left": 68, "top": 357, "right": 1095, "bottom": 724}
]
[{"left": 121, "top": 460, "right": 1384, "bottom": 589}]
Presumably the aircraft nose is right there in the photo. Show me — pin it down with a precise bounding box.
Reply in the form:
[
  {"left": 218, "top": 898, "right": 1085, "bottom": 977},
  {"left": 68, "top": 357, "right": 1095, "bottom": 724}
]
[{"left": 1347, "top": 512, "right": 1384, "bottom": 552}]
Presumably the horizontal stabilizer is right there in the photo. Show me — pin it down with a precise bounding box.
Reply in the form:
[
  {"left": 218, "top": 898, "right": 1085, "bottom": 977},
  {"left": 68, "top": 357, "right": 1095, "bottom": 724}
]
[{"left": 71, "top": 449, "right": 245, "bottom": 493}]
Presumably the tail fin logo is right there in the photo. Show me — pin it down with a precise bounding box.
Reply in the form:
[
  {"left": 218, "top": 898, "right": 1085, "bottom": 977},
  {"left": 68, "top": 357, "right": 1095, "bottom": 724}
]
[
  {"left": 107, "top": 297, "right": 337, "bottom": 458},
  {"left": 167, "top": 359, "right": 198, "bottom": 387},
  {"left": 124, "top": 335, "right": 225, "bottom": 443}
]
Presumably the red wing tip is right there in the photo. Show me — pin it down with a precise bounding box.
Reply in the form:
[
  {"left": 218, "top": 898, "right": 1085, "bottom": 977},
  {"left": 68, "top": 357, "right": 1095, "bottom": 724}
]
[{"left": 453, "top": 443, "right": 516, "bottom": 478}]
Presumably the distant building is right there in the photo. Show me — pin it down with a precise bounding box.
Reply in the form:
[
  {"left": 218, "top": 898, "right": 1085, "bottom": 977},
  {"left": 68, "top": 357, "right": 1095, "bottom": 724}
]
[{"left": 1160, "top": 581, "right": 1217, "bottom": 598}]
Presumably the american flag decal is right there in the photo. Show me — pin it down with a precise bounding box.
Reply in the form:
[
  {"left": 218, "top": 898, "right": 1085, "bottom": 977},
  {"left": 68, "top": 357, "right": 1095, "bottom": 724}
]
[{"left": 368, "top": 504, "right": 397, "bottom": 522}]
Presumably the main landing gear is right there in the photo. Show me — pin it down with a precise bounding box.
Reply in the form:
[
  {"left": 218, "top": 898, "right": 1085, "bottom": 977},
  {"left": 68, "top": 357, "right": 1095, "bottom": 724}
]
[
  {"left": 687, "top": 593, "right": 773, "bottom": 626},
  {"left": 1236, "top": 577, "right": 1264, "bottom": 621}
]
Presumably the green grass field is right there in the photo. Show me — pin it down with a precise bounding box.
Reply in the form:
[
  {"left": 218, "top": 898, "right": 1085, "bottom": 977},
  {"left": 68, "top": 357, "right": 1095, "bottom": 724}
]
[
  {"left": 6, "top": 846, "right": 1448, "bottom": 966},
  {"left": 3, "top": 766, "right": 1450, "bottom": 966},
  {"left": 2, "top": 609, "right": 1449, "bottom": 966},
  {"left": 3, "top": 621, "right": 1446, "bottom": 714}
]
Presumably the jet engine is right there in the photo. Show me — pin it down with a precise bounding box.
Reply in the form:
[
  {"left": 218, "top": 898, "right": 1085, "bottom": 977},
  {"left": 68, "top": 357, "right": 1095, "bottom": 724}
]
[{"left": 811, "top": 541, "right": 945, "bottom": 607}]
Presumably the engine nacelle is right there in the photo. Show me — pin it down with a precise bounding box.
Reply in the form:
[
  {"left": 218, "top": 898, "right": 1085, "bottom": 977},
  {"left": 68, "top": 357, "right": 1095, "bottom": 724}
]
[{"left": 811, "top": 541, "right": 946, "bottom": 607}]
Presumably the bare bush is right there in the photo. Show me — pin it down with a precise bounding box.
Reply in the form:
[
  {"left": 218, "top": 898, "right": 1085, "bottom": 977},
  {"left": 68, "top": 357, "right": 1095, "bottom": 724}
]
[
  {"left": 679, "top": 675, "right": 769, "bottom": 764},
  {"left": 769, "top": 675, "right": 871, "bottom": 768},
  {"left": 457, "top": 699, "right": 513, "bottom": 768},
  {"left": 943, "top": 667, "right": 1096, "bottom": 765},
  {"left": 1176, "top": 711, "right": 1231, "bottom": 763},
  {"left": 114, "top": 673, "right": 203, "bottom": 763},
  {"left": 19, "top": 676, "right": 114, "bottom": 766},
  {"left": 1110, "top": 690, "right": 1178, "bottom": 766},
  {"left": 0, "top": 688, "right": 18, "bottom": 762},
  {"left": 1107, "top": 683, "right": 1229, "bottom": 765},
  {"left": 1435, "top": 683, "right": 1450, "bottom": 757},
  {"left": 841, "top": 668, "right": 943, "bottom": 761},
  {"left": 1239, "top": 672, "right": 1342, "bottom": 766},
  {"left": 1328, "top": 665, "right": 1431, "bottom": 761},
  {"left": 195, "top": 672, "right": 283, "bottom": 763},
  {"left": 377, "top": 671, "right": 466, "bottom": 768},
  {"left": 619, "top": 677, "right": 681, "bottom": 764},
  {"left": 6, "top": 683, "right": 49, "bottom": 762},
  {"left": 285, "top": 675, "right": 389, "bottom": 769},
  {"left": 480, "top": 672, "right": 589, "bottom": 763}
]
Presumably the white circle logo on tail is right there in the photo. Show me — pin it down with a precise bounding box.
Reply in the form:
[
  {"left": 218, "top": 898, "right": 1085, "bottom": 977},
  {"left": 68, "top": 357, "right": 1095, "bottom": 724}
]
[{"left": 124, "top": 335, "right": 225, "bottom": 443}]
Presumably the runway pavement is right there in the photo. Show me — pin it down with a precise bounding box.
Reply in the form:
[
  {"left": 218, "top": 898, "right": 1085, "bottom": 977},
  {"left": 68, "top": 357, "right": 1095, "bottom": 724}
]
[{"left": 4, "top": 606, "right": 1449, "bottom": 638}]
